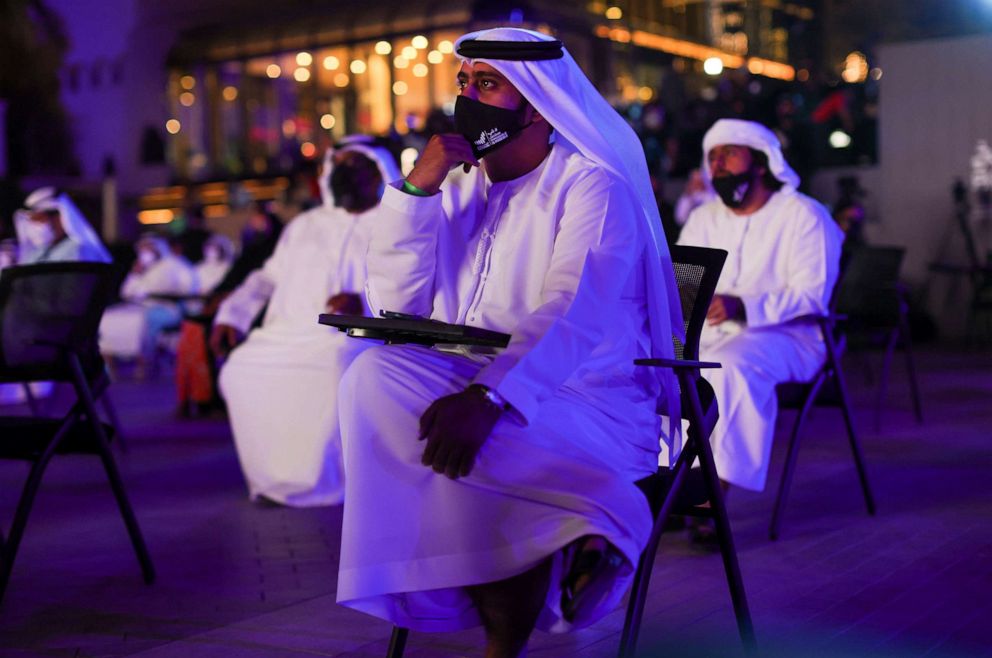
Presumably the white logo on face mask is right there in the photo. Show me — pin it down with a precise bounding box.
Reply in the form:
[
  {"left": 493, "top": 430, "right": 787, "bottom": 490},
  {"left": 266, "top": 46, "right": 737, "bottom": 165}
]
[{"left": 475, "top": 128, "right": 509, "bottom": 151}]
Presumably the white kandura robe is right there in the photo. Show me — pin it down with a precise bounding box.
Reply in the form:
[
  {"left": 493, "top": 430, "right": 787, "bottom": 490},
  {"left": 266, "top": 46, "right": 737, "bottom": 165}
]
[
  {"left": 677, "top": 191, "right": 843, "bottom": 491},
  {"left": 217, "top": 205, "right": 372, "bottom": 507},
  {"left": 337, "top": 142, "right": 664, "bottom": 632},
  {"left": 98, "top": 255, "right": 198, "bottom": 359}
]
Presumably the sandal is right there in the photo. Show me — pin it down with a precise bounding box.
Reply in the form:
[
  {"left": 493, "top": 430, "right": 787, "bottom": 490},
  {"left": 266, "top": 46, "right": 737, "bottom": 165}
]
[{"left": 560, "top": 537, "right": 626, "bottom": 623}]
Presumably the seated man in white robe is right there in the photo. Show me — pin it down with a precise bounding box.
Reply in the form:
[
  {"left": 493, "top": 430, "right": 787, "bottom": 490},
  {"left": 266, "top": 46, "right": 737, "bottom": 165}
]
[
  {"left": 210, "top": 141, "right": 400, "bottom": 507},
  {"left": 99, "top": 235, "right": 198, "bottom": 373},
  {"left": 676, "top": 119, "right": 843, "bottom": 528},
  {"left": 13, "top": 187, "right": 111, "bottom": 265},
  {"left": 335, "top": 28, "right": 682, "bottom": 658}
]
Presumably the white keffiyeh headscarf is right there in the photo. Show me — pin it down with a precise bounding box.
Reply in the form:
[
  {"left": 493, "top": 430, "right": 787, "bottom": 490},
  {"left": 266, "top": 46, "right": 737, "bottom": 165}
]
[
  {"left": 318, "top": 137, "right": 402, "bottom": 209},
  {"left": 14, "top": 187, "right": 112, "bottom": 263},
  {"left": 455, "top": 27, "right": 684, "bottom": 453},
  {"left": 702, "top": 118, "right": 801, "bottom": 192}
]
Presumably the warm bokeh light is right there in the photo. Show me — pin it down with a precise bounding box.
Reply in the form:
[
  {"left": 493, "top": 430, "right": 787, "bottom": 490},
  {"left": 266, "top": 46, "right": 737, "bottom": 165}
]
[
  {"left": 797, "top": 68, "right": 810, "bottom": 82},
  {"left": 320, "top": 113, "right": 336, "bottom": 129},
  {"left": 323, "top": 56, "right": 340, "bottom": 70},
  {"left": 266, "top": 64, "right": 281, "bottom": 78},
  {"left": 703, "top": 57, "right": 724, "bottom": 76},
  {"left": 222, "top": 86, "right": 238, "bottom": 101},
  {"left": 296, "top": 52, "right": 312, "bottom": 66},
  {"left": 394, "top": 56, "right": 409, "bottom": 69},
  {"left": 842, "top": 51, "right": 869, "bottom": 83},
  {"left": 392, "top": 80, "right": 408, "bottom": 95},
  {"left": 402, "top": 46, "right": 417, "bottom": 60},
  {"left": 411, "top": 35, "right": 429, "bottom": 49},
  {"left": 137, "top": 209, "right": 175, "bottom": 225},
  {"left": 165, "top": 119, "right": 181, "bottom": 134},
  {"left": 637, "top": 86, "right": 653, "bottom": 102},
  {"left": 282, "top": 119, "right": 296, "bottom": 137},
  {"left": 605, "top": 6, "right": 622, "bottom": 19},
  {"left": 294, "top": 67, "right": 311, "bottom": 82},
  {"left": 375, "top": 41, "right": 392, "bottom": 55},
  {"left": 438, "top": 40, "right": 454, "bottom": 54},
  {"left": 350, "top": 59, "right": 367, "bottom": 74},
  {"left": 427, "top": 50, "right": 444, "bottom": 64},
  {"left": 334, "top": 72, "right": 349, "bottom": 87},
  {"left": 870, "top": 67, "right": 883, "bottom": 81},
  {"left": 300, "top": 142, "right": 317, "bottom": 158},
  {"left": 830, "top": 130, "right": 852, "bottom": 148},
  {"left": 413, "top": 63, "right": 429, "bottom": 77},
  {"left": 179, "top": 92, "right": 195, "bottom": 106},
  {"left": 180, "top": 75, "right": 195, "bottom": 90}
]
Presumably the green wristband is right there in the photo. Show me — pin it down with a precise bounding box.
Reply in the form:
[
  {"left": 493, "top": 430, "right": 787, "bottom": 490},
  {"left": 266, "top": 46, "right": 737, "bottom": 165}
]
[{"left": 402, "top": 179, "right": 432, "bottom": 197}]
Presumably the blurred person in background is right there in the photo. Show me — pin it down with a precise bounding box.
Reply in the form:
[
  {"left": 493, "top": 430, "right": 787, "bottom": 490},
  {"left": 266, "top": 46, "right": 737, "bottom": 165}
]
[
  {"left": 13, "top": 187, "right": 110, "bottom": 264},
  {"left": 672, "top": 168, "right": 715, "bottom": 235},
  {"left": 677, "top": 119, "right": 843, "bottom": 543},
  {"left": 194, "top": 233, "right": 235, "bottom": 295},
  {"left": 210, "top": 140, "right": 399, "bottom": 507},
  {"left": 98, "top": 234, "right": 198, "bottom": 377}
]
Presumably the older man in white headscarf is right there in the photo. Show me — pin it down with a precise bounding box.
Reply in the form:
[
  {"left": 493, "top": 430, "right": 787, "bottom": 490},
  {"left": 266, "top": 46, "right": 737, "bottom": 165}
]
[
  {"left": 13, "top": 187, "right": 111, "bottom": 264},
  {"left": 211, "top": 140, "right": 400, "bottom": 508},
  {"left": 677, "top": 119, "right": 843, "bottom": 503},
  {"left": 335, "top": 28, "right": 682, "bottom": 656}
]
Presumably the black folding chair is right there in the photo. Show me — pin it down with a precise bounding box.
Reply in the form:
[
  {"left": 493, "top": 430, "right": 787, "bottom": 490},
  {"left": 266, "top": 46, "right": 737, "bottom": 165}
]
[
  {"left": 387, "top": 246, "right": 753, "bottom": 658},
  {"left": 770, "top": 265, "right": 876, "bottom": 541},
  {"left": 835, "top": 245, "right": 923, "bottom": 432},
  {"left": 626, "top": 244, "right": 754, "bottom": 656},
  {"left": 0, "top": 262, "right": 155, "bottom": 604}
]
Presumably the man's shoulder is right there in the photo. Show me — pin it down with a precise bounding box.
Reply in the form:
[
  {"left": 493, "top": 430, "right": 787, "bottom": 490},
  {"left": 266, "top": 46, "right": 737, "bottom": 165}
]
[{"left": 772, "top": 190, "right": 830, "bottom": 222}]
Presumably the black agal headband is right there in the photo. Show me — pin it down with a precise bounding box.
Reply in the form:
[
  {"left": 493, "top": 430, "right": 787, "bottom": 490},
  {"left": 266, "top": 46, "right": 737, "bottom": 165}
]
[{"left": 456, "top": 38, "right": 564, "bottom": 61}]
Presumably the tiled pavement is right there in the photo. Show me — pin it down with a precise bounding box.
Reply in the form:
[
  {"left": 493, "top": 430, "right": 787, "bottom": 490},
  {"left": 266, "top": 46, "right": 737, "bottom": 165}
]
[{"left": 0, "top": 347, "right": 989, "bottom": 657}]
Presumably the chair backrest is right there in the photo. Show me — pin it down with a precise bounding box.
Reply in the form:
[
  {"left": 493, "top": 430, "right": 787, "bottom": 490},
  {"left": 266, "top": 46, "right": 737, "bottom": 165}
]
[
  {"left": 669, "top": 245, "right": 728, "bottom": 361},
  {"left": 835, "top": 245, "right": 905, "bottom": 325},
  {"left": 0, "top": 262, "right": 116, "bottom": 382}
]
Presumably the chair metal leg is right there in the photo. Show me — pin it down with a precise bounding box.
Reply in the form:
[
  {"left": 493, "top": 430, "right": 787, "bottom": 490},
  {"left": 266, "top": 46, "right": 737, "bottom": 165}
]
[
  {"left": 386, "top": 626, "right": 408, "bottom": 658},
  {"left": 899, "top": 312, "right": 924, "bottom": 424},
  {"left": 696, "top": 426, "right": 755, "bottom": 651},
  {"left": 71, "top": 356, "right": 155, "bottom": 584},
  {"left": 769, "top": 376, "right": 824, "bottom": 541},
  {"left": 619, "top": 456, "right": 693, "bottom": 658},
  {"left": 875, "top": 329, "right": 898, "bottom": 433},
  {"left": 22, "top": 383, "right": 41, "bottom": 416},
  {"left": 100, "top": 390, "right": 128, "bottom": 453},
  {"left": 0, "top": 415, "right": 75, "bottom": 605},
  {"left": 833, "top": 362, "right": 876, "bottom": 517}
]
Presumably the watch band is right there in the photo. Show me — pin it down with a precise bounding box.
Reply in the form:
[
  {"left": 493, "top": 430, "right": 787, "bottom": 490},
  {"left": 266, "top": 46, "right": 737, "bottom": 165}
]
[{"left": 469, "top": 384, "right": 509, "bottom": 411}]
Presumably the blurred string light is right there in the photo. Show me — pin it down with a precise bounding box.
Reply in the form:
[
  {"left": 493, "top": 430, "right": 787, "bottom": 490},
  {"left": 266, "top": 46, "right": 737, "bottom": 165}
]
[
  {"left": 427, "top": 50, "right": 444, "bottom": 64},
  {"left": 180, "top": 75, "right": 195, "bottom": 90},
  {"left": 438, "top": 40, "right": 454, "bottom": 54},
  {"left": 334, "top": 72, "right": 349, "bottom": 87},
  {"left": 829, "top": 130, "right": 852, "bottom": 149},
  {"left": 222, "top": 86, "right": 238, "bottom": 101},
  {"left": 842, "top": 51, "right": 869, "bottom": 83},
  {"left": 412, "top": 35, "right": 429, "bottom": 49},
  {"left": 605, "top": 6, "right": 622, "bottom": 19},
  {"left": 393, "top": 80, "right": 408, "bottom": 95},
  {"left": 402, "top": 46, "right": 417, "bottom": 60},
  {"left": 296, "top": 52, "right": 312, "bottom": 66},
  {"left": 375, "top": 41, "right": 392, "bottom": 55},
  {"left": 282, "top": 119, "right": 296, "bottom": 137},
  {"left": 300, "top": 142, "right": 316, "bottom": 158},
  {"left": 703, "top": 57, "right": 724, "bottom": 76},
  {"left": 320, "top": 113, "right": 336, "bottom": 129},
  {"left": 294, "top": 67, "right": 311, "bottom": 82},
  {"left": 323, "top": 56, "right": 340, "bottom": 70},
  {"left": 394, "top": 56, "right": 409, "bottom": 69},
  {"left": 350, "top": 59, "right": 367, "bottom": 74},
  {"left": 179, "top": 92, "right": 195, "bottom": 106},
  {"left": 266, "top": 63, "right": 281, "bottom": 78},
  {"left": 870, "top": 67, "right": 883, "bottom": 81},
  {"left": 638, "top": 86, "right": 653, "bottom": 102},
  {"left": 165, "top": 119, "right": 181, "bottom": 134},
  {"left": 413, "top": 63, "right": 429, "bottom": 77}
]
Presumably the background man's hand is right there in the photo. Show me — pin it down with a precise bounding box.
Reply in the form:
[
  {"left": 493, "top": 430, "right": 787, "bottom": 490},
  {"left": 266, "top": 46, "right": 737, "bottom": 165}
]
[
  {"left": 418, "top": 388, "right": 503, "bottom": 479},
  {"left": 405, "top": 134, "right": 480, "bottom": 194},
  {"left": 326, "top": 292, "right": 364, "bottom": 316},
  {"left": 706, "top": 294, "right": 746, "bottom": 325},
  {"left": 209, "top": 323, "right": 244, "bottom": 357}
]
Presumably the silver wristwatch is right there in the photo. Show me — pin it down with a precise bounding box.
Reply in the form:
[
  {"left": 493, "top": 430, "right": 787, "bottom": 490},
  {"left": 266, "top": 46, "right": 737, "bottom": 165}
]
[{"left": 470, "top": 384, "right": 509, "bottom": 411}]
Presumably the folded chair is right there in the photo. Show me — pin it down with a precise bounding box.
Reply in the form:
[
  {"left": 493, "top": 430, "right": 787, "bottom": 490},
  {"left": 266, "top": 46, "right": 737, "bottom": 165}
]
[
  {"left": 770, "top": 265, "right": 876, "bottom": 541},
  {"left": 387, "top": 245, "right": 754, "bottom": 658},
  {"left": 0, "top": 262, "right": 155, "bottom": 604}
]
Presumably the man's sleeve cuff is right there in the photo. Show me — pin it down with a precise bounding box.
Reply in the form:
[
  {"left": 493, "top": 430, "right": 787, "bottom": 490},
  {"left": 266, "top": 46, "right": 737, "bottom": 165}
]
[{"left": 471, "top": 371, "right": 535, "bottom": 426}]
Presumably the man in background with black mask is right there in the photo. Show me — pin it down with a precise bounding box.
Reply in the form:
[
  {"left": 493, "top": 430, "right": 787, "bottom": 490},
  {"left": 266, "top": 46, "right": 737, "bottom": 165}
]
[
  {"left": 677, "top": 119, "right": 843, "bottom": 542},
  {"left": 210, "top": 139, "right": 399, "bottom": 507}
]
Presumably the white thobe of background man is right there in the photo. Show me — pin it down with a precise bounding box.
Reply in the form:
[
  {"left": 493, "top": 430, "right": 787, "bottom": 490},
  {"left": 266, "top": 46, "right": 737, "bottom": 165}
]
[{"left": 213, "top": 144, "right": 399, "bottom": 507}]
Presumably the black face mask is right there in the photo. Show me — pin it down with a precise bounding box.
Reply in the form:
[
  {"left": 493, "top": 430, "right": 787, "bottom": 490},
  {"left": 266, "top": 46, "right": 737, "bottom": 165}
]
[
  {"left": 711, "top": 171, "right": 754, "bottom": 209},
  {"left": 454, "top": 95, "right": 529, "bottom": 159}
]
